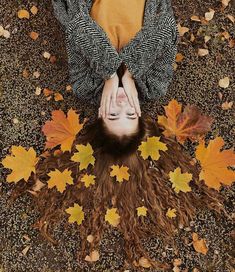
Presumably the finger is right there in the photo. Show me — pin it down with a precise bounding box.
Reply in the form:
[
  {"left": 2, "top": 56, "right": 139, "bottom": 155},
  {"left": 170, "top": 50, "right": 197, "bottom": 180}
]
[
  {"left": 101, "top": 97, "right": 106, "bottom": 118},
  {"left": 133, "top": 96, "right": 141, "bottom": 117},
  {"left": 105, "top": 95, "right": 111, "bottom": 118},
  {"left": 123, "top": 84, "right": 134, "bottom": 107}
]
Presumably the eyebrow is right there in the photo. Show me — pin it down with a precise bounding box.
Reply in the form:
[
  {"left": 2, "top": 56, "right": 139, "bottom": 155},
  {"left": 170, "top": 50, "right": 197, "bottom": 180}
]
[{"left": 107, "top": 116, "right": 137, "bottom": 120}]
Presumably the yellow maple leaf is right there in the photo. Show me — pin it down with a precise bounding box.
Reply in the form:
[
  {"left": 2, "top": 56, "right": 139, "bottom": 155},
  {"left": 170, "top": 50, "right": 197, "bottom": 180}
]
[
  {"left": 47, "top": 168, "right": 73, "bottom": 193},
  {"left": 192, "top": 232, "right": 208, "bottom": 255},
  {"left": 195, "top": 136, "right": 235, "bottom": 190},
  {"left": 105, "top": 208, "right": 120, "bottom": 227},
  {"left": 81, "top": 174, "right": 96, "bottom": 188},
  {"left": 71, "top": 143, "right": 95, "bottom": 170},
  {"left": 166, "top": 208, "right": 177, "bottom": 218},
  {"left": 42, "top": 108, "right": 85, "bottom": 152},
  {"left": 1, "top": 146, "right": 39, "bottom": 183},
  {"left": 169, "top": 167, "right": 192, "bottom": 193},
  {"left": 110, "top": 164, "right": 130, "bottom": 182},
  {"left": 65, "top": 203, "right": 84, "bottom": 225},
  {"left": 136, "top": 206, "right": 148, "bottom": 217},
  {"left": 138, "top": 136, "right": 168, "bottom": 161}
]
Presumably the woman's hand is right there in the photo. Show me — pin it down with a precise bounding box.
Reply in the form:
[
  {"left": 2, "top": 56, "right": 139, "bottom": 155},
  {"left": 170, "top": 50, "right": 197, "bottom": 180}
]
[
  {"left": 121, "top": 69, "right": 141, "bottom": 117},
  {"left": 99, "top": 73, "right": 119, "bottom": 118}
]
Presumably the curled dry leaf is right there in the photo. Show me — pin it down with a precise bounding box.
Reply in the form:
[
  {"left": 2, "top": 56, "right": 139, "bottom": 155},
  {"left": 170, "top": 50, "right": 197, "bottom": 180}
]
[
  {"left": 43, "top": 51, "right": 51, "bottom": 59},
  {"left": 84, "top": 250, "right": 99, "bottom": 262},
  {"left": 30, "top": 5, "right": 38, "bottom": 15},
  {"left": 198, "top": 48, "right": 209, "bottom": 56},
  {"left": 205, "top": 9, "right": 215, "bottom": 21},
  {"left": 204, "top": 35, "right": 211, "bottom": 43},
  {"left": 177, "top": 23, "right": 189, "bottom": 37},
  {"left": 192, "top": 233, "right": 208, "bottom": 255},
  {"left": 219, "top": 76, "right": 230, "bottom": 88},
  {"left": 54, "top": 92, "right": 63, "bottom": 101},
  {"left": 175, "top": 53, "right": 184, "bottom": 62},
  {"left": 191, "top": 15, "right": 201, "bottom": 22},
  {"left": 222, "top": 101, "right": 233, "bottom": 110},
  {"left": 18, "top": 9, "right": 30, "bottom": 19},
  {"left": 35, "top": 87, "right": 42, "bottom": 95},
  {"left": 22, "top": 245, "right": 30, "bottom": 255},
  {"left": 222, "top": 0, "right": 231, "bottom": 8},
  {"left": 29, "top": 31, "right": 39, "bottom": 40},
  {"left": 226, "top": 14, "right": 234, "bottom": 23}
]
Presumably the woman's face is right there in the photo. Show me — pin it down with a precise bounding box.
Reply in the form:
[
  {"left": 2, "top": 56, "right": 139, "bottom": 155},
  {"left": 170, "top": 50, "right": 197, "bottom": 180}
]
[{"left": 101, "top": 87, "right": 139, "bottom": 137}]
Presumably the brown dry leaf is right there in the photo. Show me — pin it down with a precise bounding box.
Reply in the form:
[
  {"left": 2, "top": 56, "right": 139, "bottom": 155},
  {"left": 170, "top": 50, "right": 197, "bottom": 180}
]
[
  {"left": 219, "top": 76, "right": 230, "bottom": 88},
  {"left": 229, "top": 39, "right": 235, "bottom": 48},
  {"left": 177, "top": 23, "right": 190, "bottom": 37},
  {"left": 222, "top": 101, "right": 233, "bottom": 110},
  {"left": 27, "top": 178, "right": 45, "bottom": 196},
  {"left": 226, "top": 14, "right": 235, "bottom": 23},
  {"left": 30, "top": 5, "right": 38, "bottom": 15},
  {"left": 218, "top": 92, "right": 223, "bottom": 100},
  {"left": 33, "top": 71, "right": 40, "bottom": 78},
  {"left": 49, "top": 55, "right": 57, "bottom": 64},
  {"left": 192, "top": 233, "right": 208, "bottom": 255},
  {"left": 54, "top": 92, "right": 64, "bottom": 101},
  {"left": 198, "top": 48, "right": 209, "bottom": 56},
  {"left": 43, "top": 88, "right": 54, "bottom": 96},
  {"left": 43, "top": 51, "right": 51, "bottom": 59},
  {"left": 29, "top": 31, "right": 39, "bottom": 40},
  {"left": 205, "top": 9, "right": 215, "bottom": 21},
  {"left": 84, "top": 250, "right": 100, "bottom": 262},
  {"left": 35, "top": 87, "right": 42, "bottom": 95},
  {"left": 175, "top": 53, "right": 184, "bottom": 62},
  {"left": 204, "top": 35, "right": 211, "bottom": 43},
  {"left": 221, "top": 31, "right": 231, "bottom": 39},
  {"left": 22, "top": 68, "right": 29, "bottom": 78},
  {"left": 138, "top": 257, "right": 152, "bottom": 268},
  {"left": 18, "top": 9, "right": 30, "bottom": 19},
  {"left": 222, "top": 0, "right": 231, "bottom": 8},
  {"left": 190, "top": 33, "right": 195, "bottom": 42},
  {"left": 191, "top": 15, "right": 201, "bottom": 22},
  {"left": 157, "top": 99, "right": 213, "bottom": 144},
  {"left": 22, "top": 234, "right": 31, "bottom": 241},
  {"left": 87, "top": 234, "right": 94, "bottom": 243},
  {"left": 22, "top": 245, "right": 30, "bottom": 255},
  {"left": 66, "top": 85, "right": 72, "bottom": 92}
]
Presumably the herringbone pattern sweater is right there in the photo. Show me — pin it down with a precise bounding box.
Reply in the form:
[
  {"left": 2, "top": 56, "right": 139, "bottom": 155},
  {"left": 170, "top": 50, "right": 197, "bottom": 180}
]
[{"left": 52, "top": 0, "right": 179, "bottom": 107}]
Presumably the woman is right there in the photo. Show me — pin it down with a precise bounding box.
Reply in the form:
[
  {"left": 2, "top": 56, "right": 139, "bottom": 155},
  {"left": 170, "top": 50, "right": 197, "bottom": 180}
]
[{"left": 52, "top": 0, "right": 179, "bottom": 137}]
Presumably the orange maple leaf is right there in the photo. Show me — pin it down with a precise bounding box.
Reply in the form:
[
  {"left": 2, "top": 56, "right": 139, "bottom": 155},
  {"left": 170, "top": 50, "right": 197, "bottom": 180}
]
[
  {"left": 195, "top": 136, "right": 235, "bottom": 190},
  {"left": 157, "top": 99, "right": 213, "bottom": 144},
  {"left": 42, "top": 108, "right": 86, "bottom": 152}
]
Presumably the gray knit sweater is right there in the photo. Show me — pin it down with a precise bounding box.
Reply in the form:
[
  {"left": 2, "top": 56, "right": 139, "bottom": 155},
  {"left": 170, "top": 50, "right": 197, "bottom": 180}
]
[{"left": 52, "top": 0, "right": 179, "bottom": 107}]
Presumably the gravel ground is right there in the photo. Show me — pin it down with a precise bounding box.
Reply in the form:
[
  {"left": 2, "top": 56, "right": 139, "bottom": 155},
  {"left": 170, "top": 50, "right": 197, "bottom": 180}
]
[{"left": 0, "top": 0, "right": 234, "bottom": 271}]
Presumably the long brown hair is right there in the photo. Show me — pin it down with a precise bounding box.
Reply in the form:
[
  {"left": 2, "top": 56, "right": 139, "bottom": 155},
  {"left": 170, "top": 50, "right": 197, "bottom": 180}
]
[{"left": 9, "top": 112, "right": 226, "bottom": 270}]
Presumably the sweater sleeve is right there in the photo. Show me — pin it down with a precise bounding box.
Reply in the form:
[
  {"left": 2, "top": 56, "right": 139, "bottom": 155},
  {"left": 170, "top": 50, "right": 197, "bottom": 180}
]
[
  {"left": 52, "top": 0, "right": 123, "bottom": 81},
  {"left": 118, "top": 0, "right": 179, "bottom": 80}
]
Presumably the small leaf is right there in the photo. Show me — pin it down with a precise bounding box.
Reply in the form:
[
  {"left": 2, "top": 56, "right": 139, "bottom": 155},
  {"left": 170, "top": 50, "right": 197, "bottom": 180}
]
[
  {"left": 85, "top": 250, "right": 100, "bottom": 262},
  {"left": 30, "top": 5, "right": 38, "bottom": 15},
  {"left": 110, "top": 164, "right": 130, "bottom": 182},
  {"left": 219, "top": 76, "right": 230, "bottom": 88},
  {"left": 177, "top": 23, "right": 189, "bottom": 37},
  {"left": 105, "top": 208, "right": 120, "bottom": 227},
  {"left": 29, "top": 31, "right": 39, "bottom": 40},
  {"left": 47, "top": 168, "right": 73, "bottom": 193},
  {"left": 18, "top": 9, "right": 30, "bottom": 19},
  {"left": 81, "top": 174, "right": 96, "bottom": 188},
  {"left": 71, "top": 143, "right": 95, "bottom": 170},
  {"left": 169, "top": 167, "right": 192, "bottom": 193},
  {"left": 198, "top": 48, "right": 209, "bottom": 56},
  {"left": 205, "top": 8, "right": 215, "bottom": 21},
  {"left": 192, "top": 233, "right": 208, "bottom": 255},
  {"left": 65, "top": 203, "right": 84, "bottom": 225},
  {"left": 138, "top": 257, "right": 152, "bottom": 268},
  {"left": 138, "top": 136, "right": 168, "bottom": 161},
  {"left": 166, "top": 208, "right": 177, "bottom": 218},
  {"left": 137, "top": 206, "right": 148, "bottom": 217}
]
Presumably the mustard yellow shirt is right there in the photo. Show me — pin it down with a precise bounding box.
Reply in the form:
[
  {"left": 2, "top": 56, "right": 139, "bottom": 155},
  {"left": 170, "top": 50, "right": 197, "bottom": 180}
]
[{"left": 90, "top": 0, "right": 146, "bottom": 52}]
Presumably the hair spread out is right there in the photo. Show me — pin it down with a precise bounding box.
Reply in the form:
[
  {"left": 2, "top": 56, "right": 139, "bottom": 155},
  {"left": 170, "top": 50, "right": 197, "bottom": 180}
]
[{"left": 10, "top": 113, "right": 226, "bottom": 270}]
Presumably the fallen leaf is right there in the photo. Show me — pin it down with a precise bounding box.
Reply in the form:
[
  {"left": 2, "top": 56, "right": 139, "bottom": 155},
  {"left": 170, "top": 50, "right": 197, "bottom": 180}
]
[
  {"left": 22, "top": 68, "right": 29, "bottom": 78},
  {"left": 66, "top": 203, "right": 85, "bottom": 225},
  {"left": 204, "top": 35, "right": 211, "bottom": 43},
  {"left": 157, "top": 99, "right": 213, "bottom": 144},
  {"left": 169, "top": 167, "right": 192, "bottom": 193},
  {"left": 105, "top": 208, "right": 120, "bottom": 227},
  {"left": 110, "top": 164, "right": 130, "bottom": 182},
  {"left": 71, "top": 143, "right": 95, "bottom": 170},
  {"left": 138, "top": 257, "right": 152, "bottom": 268},
  {"left": 54, "top": 92, "right": 63, "bottom": 101},
  {"left": 195, "top": 136, "right": 235, "bottom": 190},
  {"left": 47, "top": 168, "right": 74, "bottom": 193},
  {"left": 35, "top": 87, "right": 42, "bottom": 95},
  {"left": 205, "top": 9, "right": 215, "bottom": 21},
  {"left": 33, "top": 71, "right": 40, "bottom": 78},
  {"left": 222, "top": 101, "right": 233, "bottom": 110},
  {"left": 29, "top": 31, "right": 39, "bottom": 40},
  {"left": 177, "top": 23, "right": 189, "bottom": 37},
  {"left": 166, "top": 208, "right": 177, "bottom": 218},
  {"left": 1, "top": 146, "right": 39, "bottom": 183},
  {"left": 175, "top": 53, "right": 184, "bottom": 62},
  {"left": 219, "top": 76, "right": 230, "bottom": 88},
  {"left": 43, "top": 51, "right": 51, "bottom": 59},
  {"left": 22, "top": 245, "right": 30, "bottom": 255},
  {"left": 30, "top": 5, "right": 38, "bottom": 15},
  {"left": 226, "top": 14, "right": 234, "bottom": 23},
  {"left": 138, "top": 136, "right": 168, "bottom": 160},
  {"left": 18, "top": 9, "right": 30, "bottom": 19},
  {"left": 27, "top": 178, "right": 45, "bottom": 196},
  {"left": 50, "top": 55, "right": 57, "bottom": 64},
  {"left": 43, "top": 88, "right": 54, "bottom": 96},
  {"left": 87, "top": 234, "right": 94, "bottom": 243},
  {"left": 191, "top": 15, "right": 201, "bottom": 22},
  {"left": 42, "top": 108, "right": 85, "bottom": 152},
  {"left": 222, "top": 0, "right": 231, "bottom": 8},
  {"left": 192, "top": 233, "right": 208, "bottom": 255},
  {"left": 81, "top": 174, "right": 96, "bottom": 188},
  {"left": 198, "top": 48, "right": 209, "bottom": 56},
  {"left": 137, "top": 206, "right": 148, "bottom": 217},
  {"left": 85, "top": 250, "right": 99, "bottom": 262}
]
